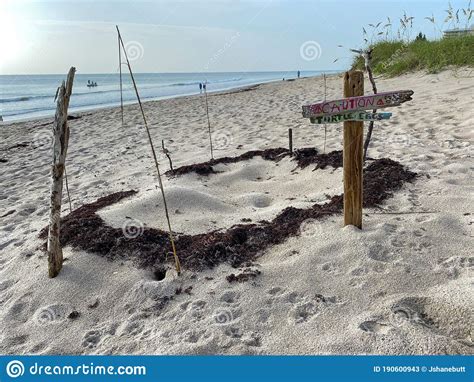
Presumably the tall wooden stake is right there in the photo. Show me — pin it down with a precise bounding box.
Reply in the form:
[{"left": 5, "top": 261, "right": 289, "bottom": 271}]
[
  {"left": 47, "top": 67, "right": 76, "bottom": 278},
  {"left": 343, "top": 71, "right": 364, "bottom": 229},
  {"left": 116, "top": 26, "right": 181, "bottom": 275}
]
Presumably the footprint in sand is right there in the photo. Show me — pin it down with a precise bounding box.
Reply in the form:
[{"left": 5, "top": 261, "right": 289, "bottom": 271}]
[
  {"left": 287, "top": 300, "right": 319, "bottom": 324},
  {"left": 359, "top": 320, "right": 391, "bottom": 335},
  {"left": 82, "top": 322, "right": 119, "bottom": 349},
  {"left": 321, "top": 262, "right": 341, "bottom": 274},
  {"left": 82, "top": 329, "right": 103, "bottom": 349},
  {"left": 220, "top": 290, "right": 240, "bottom": 304},
  {"left": 367, "top": 245, "right": 397, "bottom": 262},
  {"left": 435, "top": 256, "right": 473, "bottom": 279}
]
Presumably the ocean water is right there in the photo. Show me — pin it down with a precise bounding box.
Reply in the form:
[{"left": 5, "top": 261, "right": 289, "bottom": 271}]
[{"left": 0, "top": 71, "right": 331, "bottom": 122}]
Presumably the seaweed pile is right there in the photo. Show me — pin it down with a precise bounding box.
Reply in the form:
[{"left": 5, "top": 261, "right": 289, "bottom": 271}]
[{"left": 40, "top": 149, "right": 416, "bottom": 273}]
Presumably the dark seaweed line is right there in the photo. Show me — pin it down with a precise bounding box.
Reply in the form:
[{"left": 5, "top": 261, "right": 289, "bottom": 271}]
[
  {"left": 165, "top": 147, "right": 344, "bottom": 177},
  {"left": 40, "top": 150, "right": 416, "bottom": 273}
]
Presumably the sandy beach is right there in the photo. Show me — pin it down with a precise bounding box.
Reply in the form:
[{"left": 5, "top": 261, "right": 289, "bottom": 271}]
[{"left": 0, "top": 69, "right": 472, "bottom": 355}]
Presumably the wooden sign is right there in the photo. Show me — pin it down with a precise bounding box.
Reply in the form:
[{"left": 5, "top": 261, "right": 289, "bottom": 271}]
[
  {"left": 310, "top": 112, "right": 392, "bottom": 124},
  {"left": 301, "top": 72, "right": 414, "bottom": 230},
  {"left": 302, "top": 90, "right": 413, "bottom": 118}
]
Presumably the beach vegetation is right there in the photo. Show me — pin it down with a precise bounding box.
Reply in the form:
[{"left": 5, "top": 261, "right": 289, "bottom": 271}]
[
  {"left": 352, "top": 35, "right": 474, "bottom": 76},
  {"left": 350, "top": 1, "right": 474, "bottom": 76}
]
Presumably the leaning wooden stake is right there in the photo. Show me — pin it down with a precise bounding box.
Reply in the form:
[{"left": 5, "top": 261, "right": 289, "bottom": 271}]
[
  {"left": 162, "top": 139, "right": 174, "bottom": 172},
  {"left": 116, "top": 26, "right": 181, "bottom": 275},
  {"left": 204, "top": 86, "right": 214, "bottom": 161},
  {"left": 362, "top": 49, "right": 377, "bottom": 161},
  {"left": 47, "top": 67, "right": 76, "bottom": 278},
  {"left": 343, "top": 71, "right": 364, "bottom": 229}
]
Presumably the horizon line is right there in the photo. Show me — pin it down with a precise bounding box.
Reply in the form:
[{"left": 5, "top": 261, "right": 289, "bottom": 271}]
[{"left": 0, "top": 69, "right": 344, "bottom": 76}]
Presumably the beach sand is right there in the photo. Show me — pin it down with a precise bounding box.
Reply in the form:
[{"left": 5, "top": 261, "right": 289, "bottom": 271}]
[{"left": 0, "top": 69, "right": 472, "bottom": 354}]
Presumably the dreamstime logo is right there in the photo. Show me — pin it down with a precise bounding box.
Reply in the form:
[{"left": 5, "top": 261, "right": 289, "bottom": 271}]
[
  {"left": 32, "top": 131, "right": 54, "bottom": 151},
  {"left": 6, "top": 360, "right": 25, "bottom": 378},
  {"left": 381, "top": 42, "right": 409, "bottom": 70},
  {"left": 213, "top": 309, "right": 233, "bottom": 325},
  {"left": 125, "top": 41, "right": 144, "bottom": 61},
  {"left": 384, "top": 134, "right": 424, "bottom": 148},
  {"left": 300, "top": 41, "right": 322, "bottom": 61},
  {"left": 299, "top": 218, "right": 321, "bottom": 237},
  {"left": 389, "top": 306, "right": 415, "bottom": 327},
  {"left": 35, "top": 307, "right": 57, "bottom": 325},
  {"left": 204, "top": 32, "right": 241, "bottom": 71},
  {"left": 212, "top": 131, "right": 233, "bottom": 150},
  {"left": 122, "top": 218, "right": 144, "bottom": 239}
]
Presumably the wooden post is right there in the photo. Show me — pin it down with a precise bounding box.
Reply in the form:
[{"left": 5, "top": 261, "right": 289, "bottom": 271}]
[
  {"left": 343, "top": 71, "right": 364, "bottom": 229},
  {"left": 47, "top": 67, "right": 76, "bottom": 278},
  {"left": 162, "top": 139, "right": 174, "bottom": 172},
  {"left": 288, "top": 128, "right": 293, "bottom": 156}
]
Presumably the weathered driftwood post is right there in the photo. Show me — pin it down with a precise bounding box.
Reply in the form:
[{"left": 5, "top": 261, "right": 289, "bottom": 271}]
[
  {"left": 343, "top": 71, "right": 364, "bottom": 229},
  {"left": 47, "top": 67, "right": 76, "bottom": 278}
]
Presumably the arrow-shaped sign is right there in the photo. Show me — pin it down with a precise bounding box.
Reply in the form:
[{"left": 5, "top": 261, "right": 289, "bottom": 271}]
[
  {"left": 310, "top": 112, "right": 392, "bottom": 124},
  {"left": 302, "top": 90, "right": 413, "bottom": 118}
]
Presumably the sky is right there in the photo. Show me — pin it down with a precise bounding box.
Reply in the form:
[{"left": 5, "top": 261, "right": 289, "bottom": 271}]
[{"left": 0, "top": 0, "right": 471, "bottom": 74}]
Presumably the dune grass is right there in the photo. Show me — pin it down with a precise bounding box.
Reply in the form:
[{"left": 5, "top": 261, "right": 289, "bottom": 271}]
[{"left": 352, "top": 35, "right": 474, "bottom": 76}]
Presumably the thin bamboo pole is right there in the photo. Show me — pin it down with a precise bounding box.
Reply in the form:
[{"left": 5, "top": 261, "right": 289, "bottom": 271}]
[
  {"left": 118, "top": 33, "right": 124, "bottom": 127},
  {"left": 116, "top": 26, "right": 181, "bottom": 275},
  {"left": 323, "top": 73, "right": 327, "bottom": 154},
  {"left": 204, "top": 85, "right": 214, "bottom": 160}
]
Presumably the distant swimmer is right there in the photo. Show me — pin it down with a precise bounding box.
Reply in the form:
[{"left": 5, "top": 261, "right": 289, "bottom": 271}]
[
  {"left": 199, "top": 83, "right": 202, "bottom": 93},
  {"left": 297, "top": 70, "right": 301, "bottom": 78}
]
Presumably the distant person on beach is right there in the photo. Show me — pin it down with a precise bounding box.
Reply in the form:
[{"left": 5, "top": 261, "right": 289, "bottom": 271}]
[
  {"left": 199, "top": 83, "right": 202, "bottom": 93},
  {"left": 297, "top": 70, "right": 300, "bottom": 78},
  {"left": 203, "top": 83, "right": 207, "bottom": 92}
]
